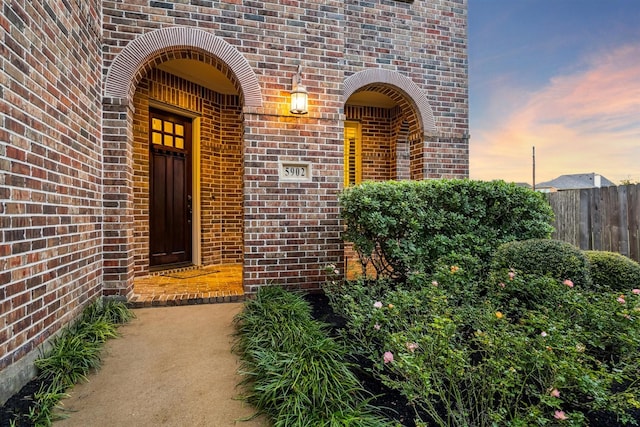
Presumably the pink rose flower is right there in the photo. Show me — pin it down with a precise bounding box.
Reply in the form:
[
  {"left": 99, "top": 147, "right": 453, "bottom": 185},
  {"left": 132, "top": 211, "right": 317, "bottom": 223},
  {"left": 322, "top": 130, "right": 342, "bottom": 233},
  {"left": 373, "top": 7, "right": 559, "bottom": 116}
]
[
  {"left": 431, "top": 280, "right": 438, "bottom": 287},
  {"left": 499, "top": 282, "right": 506, "bottom": 288},
  {"left": 617, "top": 296, "right": 626, "bottom": 304},
  {"left": 383, "top": 351, "right": 394, "bottom": 364},
  {"left": 554, "top": 410, "right": 568, "bottom": 420},
  {"left": 550, "top": 388, "right": 560, "bottom": 398},
  {"left": 563, "top": 279, "right": 574, "bottom": 288},
  {"left": 632, "top": 289, "right": 640, "bottom": 295},
  {"left": 508, "top": 271, "right": 515, "bottom": 280},
  {"left": 373, "top": 301, "right": 383, "bottom": 309},
  {"left": 405, "top": 342, "right": 418, "bottom": 353},
  {"left": 540, "top": 331, "right": 548, "bottom": 337}
]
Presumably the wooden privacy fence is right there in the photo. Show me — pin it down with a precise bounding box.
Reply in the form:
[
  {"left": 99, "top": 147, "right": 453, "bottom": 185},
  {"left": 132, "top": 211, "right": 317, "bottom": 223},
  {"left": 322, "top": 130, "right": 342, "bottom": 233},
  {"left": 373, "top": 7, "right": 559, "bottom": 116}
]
[{"left": 546, "top": 184, "right": 640, "bottom": 263}]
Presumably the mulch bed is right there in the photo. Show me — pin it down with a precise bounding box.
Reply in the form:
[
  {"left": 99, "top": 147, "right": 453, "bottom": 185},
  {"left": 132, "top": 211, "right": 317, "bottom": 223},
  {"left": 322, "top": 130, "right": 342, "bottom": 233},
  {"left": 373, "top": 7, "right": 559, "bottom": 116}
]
[
  {"left": 0, "top": 375, "right": 54, "bottom": 427},
  {"left": 305, "top": 291, "right": 428, "bottom": 426}
]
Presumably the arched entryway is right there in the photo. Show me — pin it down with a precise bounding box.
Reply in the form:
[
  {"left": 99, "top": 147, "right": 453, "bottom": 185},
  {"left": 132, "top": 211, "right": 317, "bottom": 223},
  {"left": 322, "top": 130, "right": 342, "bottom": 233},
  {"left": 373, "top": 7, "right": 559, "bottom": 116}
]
[
  {"left": 342, "top": 69, "right": 436, "bottom": 278},
  {"left": 343, "top": 69, "right": 436, "bottom": 183},
  {"left": 102, "top": 28, "right": 262, "bottom": 302}
]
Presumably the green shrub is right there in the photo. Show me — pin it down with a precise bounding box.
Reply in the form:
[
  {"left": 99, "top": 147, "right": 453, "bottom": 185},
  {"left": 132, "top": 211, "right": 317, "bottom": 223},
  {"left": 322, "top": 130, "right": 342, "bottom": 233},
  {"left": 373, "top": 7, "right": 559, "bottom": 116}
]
[
  {"left": 234, "top": 286, "right": 392, "bottom": 427},
  {"left": 326, "top": 271, "right": 640, "bottom": 427},
  {"left": 486, "top": 272, "right": 568, "bottom": 320},
  {"left": 491, "top": 238, "right": 592, "bottom": 288},
  {"left": 339, "top": 179, "right": 554, "bottom": 279},
  {"left": 585, "top": 250, "right": 640, "bottom": 292},
  {"left": 427, "top": 253, "right": 483, "bottom": 306}
]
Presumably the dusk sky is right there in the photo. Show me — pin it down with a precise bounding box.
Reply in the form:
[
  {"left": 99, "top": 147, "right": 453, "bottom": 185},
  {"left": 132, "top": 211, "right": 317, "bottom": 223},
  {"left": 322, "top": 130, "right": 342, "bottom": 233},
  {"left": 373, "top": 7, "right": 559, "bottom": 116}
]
[{"left": 468, "top": 0, "right": 640, "bottom": 185}]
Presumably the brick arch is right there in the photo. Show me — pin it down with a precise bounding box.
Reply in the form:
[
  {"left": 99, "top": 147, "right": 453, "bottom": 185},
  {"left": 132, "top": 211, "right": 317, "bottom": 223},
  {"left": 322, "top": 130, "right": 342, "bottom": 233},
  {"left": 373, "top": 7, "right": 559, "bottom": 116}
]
[
  {"left": 104, "top": 27, "right": 262, "bottom": 107},
  {"left": 343, "top": 69, "right": 436, "bottom": 134}
]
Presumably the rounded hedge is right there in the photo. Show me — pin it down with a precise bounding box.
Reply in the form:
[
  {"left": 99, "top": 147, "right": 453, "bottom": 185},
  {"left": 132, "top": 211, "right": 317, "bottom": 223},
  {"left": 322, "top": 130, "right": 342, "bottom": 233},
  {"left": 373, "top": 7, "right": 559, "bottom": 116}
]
[
  {"left": 339, "top": 179, "right": 555, "bottom": 278},
  {"left": 584, "top": 250, "right": 640, "bottom": 292},
  {"left": 491, "top": 239, "right": 592, "bottom": 288}
]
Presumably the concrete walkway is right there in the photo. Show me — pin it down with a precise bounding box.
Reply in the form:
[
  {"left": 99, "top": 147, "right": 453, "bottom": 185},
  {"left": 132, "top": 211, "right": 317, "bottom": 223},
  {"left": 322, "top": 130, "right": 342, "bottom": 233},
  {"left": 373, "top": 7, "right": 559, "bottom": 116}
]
[{"left": 55, "top": 303, "right": 268, "bottom": 427}]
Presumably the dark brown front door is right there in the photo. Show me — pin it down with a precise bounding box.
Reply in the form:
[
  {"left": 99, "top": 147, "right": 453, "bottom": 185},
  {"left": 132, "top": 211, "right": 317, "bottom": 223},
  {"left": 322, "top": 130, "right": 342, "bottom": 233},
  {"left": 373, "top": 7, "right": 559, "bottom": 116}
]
[{"left": 149, "top": 109, "right": 192, "bottom": 267}]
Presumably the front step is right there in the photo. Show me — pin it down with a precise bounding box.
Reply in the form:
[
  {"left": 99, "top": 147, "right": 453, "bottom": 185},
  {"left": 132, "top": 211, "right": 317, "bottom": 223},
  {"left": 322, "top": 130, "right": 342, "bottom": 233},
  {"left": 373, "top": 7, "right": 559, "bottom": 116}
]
[{"left": 129, "top": 291, "right": 245, "bottom": 308}]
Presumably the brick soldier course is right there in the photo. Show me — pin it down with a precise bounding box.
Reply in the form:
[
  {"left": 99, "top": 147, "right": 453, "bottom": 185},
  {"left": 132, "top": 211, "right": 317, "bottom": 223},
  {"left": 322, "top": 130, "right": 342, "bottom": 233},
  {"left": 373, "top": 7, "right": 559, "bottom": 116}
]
[{"left": 1, "top": 0, "right": 468, "bottom": 402}]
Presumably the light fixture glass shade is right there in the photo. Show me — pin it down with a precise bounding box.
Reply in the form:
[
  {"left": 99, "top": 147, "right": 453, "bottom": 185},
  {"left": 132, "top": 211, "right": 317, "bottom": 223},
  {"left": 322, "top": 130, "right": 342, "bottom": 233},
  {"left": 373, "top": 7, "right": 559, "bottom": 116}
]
[{"left": 290, "top": 85, "right": 308, "bottom": 115}]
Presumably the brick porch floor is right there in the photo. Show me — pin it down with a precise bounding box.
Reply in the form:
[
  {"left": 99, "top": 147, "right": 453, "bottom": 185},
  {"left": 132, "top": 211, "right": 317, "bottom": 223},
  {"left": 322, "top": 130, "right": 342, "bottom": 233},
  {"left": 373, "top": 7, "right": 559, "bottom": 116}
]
[{"left": 129, "top": 264, "right": 244, "bottom": 308}]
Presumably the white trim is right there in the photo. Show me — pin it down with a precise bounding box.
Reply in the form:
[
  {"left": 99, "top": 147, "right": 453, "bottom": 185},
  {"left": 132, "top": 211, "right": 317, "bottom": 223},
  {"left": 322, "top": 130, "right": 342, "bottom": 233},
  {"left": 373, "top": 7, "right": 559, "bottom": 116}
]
[{"left": 192, "top": 117, "right": 202, "bottom": 266}]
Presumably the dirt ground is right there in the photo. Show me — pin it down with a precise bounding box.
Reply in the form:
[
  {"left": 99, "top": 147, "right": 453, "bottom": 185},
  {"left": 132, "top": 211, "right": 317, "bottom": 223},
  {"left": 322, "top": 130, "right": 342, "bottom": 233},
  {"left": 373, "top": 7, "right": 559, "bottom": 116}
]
[{"left": 54, "top": 303, "right": 268, "bottom": 427}]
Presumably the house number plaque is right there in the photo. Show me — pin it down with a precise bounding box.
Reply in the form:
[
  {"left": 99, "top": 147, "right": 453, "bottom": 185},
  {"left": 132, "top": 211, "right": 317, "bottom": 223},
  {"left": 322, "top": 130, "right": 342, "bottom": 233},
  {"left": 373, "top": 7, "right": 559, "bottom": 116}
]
[{"left": 279, "top": 162, "right": 312, "bottom": 182}]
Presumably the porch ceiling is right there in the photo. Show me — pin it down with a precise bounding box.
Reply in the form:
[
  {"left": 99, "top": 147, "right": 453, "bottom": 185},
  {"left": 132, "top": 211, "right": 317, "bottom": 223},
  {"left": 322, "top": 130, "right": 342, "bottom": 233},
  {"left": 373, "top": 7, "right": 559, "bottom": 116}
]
[
  {"left": 347, "top": 90, "right": 396, "bottom": 108},
  {"left": 157, "top": 59, "right": 238, "bottom": 95}
]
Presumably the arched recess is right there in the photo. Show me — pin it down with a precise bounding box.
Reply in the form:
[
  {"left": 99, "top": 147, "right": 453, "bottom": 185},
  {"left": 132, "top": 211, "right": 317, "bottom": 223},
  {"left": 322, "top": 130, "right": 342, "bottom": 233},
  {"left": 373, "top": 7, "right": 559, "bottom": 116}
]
[
  {"left": 101, "top": 27, "right": 259, "bottom": 298},
  {"left": 104, "top": 26, "right": 262, "bottom": 107},
  {"left": 343, "top": 69, "right": 437, "bottom": 184},
  {"left": 343, "top": 69, "right": 436, "bottom": 134}
]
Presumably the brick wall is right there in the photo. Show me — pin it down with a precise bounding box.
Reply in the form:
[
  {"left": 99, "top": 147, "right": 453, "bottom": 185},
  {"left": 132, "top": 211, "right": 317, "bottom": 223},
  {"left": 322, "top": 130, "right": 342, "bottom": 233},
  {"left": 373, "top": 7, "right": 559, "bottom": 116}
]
[
  {"left": 0, "top": 0, "right": 103, "bottom": 402},
  {"left": 345, "top": 105, "right": 396, "bottom": 181},
  {"left": 98, "top": 0, "right": 467, "bottom": 293},
  {"left": 344, "top": 0, "right": 468, "bottom": 137}
]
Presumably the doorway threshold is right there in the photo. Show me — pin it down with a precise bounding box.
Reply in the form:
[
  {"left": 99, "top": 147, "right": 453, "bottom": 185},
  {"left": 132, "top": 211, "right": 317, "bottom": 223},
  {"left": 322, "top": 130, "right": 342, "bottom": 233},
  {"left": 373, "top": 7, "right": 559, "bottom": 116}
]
[{"left": 130, "top": 264, "right": 244, "bottom": 308}]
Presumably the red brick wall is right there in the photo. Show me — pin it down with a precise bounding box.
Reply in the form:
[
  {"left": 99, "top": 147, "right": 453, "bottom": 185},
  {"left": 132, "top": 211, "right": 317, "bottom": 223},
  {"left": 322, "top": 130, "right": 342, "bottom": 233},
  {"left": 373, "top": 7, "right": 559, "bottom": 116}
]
[
  {"left": 344, "top": 0, "right": 468, "bottom": 138},
  {"left": 98, "top": 0, "right": 467, "bottom": 292},
  {"left": 242, "top": 112, "right": 344, "bottom": 292},
  {"left": 345, "top": 105, "right": 397, "bottom": 182},
  {"left": 0, "top": 0, "right": 103, "bottom": 398},
  {"left": 218, "top": 98, "right": 244, "bottom": 264}
]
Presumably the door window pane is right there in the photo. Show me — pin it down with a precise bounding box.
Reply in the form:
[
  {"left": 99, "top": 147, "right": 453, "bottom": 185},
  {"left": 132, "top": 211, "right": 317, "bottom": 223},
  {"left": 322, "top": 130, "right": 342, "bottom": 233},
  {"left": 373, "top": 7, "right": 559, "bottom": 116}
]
[{"left": 151, "top": 114, "right": 188, "bottom": 151}]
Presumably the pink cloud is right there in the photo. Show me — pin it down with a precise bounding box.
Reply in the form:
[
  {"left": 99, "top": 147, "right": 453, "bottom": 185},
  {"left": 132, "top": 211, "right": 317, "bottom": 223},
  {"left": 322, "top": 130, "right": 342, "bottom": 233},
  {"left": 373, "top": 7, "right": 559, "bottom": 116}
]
[{"left": 471, "top": 44, "right": 640, "bottom": 184}]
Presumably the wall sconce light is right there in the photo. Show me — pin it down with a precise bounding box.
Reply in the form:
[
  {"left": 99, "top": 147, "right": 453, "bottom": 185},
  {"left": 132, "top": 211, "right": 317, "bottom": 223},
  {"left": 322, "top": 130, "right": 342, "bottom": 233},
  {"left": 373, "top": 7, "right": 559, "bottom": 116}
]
[{"left": 290, "top": 65, "right": 308, "bottom": 115}]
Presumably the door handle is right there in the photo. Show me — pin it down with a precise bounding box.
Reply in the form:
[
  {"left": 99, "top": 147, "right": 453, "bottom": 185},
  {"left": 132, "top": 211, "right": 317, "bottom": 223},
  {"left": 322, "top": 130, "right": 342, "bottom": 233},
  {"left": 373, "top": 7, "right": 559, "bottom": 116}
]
[{"left": 187, "top": 195, "right": 192, "bottom": 223}]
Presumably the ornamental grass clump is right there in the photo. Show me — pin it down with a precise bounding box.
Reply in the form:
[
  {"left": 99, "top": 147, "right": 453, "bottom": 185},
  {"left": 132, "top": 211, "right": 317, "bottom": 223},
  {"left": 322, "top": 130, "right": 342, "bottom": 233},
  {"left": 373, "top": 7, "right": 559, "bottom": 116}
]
[
  {"left": 8, "top": 298, "right": 133, "bottom": 427},
  {"left": 234, "top": 286, "right": 392, "bottom": 427}
]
